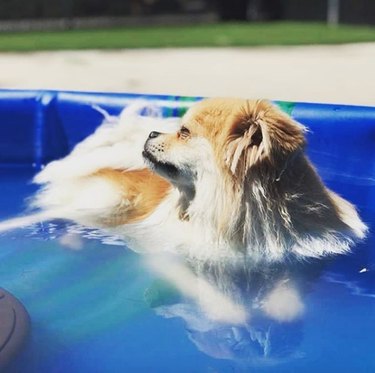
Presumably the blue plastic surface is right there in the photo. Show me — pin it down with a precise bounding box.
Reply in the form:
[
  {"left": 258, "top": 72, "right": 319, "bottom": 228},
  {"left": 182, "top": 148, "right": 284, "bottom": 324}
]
[
  {"left": 0, "top": 89, "right": 374, "bottom": 372},
  {"left": 0, "top": 89, "right": 201, "bottom": 167}
]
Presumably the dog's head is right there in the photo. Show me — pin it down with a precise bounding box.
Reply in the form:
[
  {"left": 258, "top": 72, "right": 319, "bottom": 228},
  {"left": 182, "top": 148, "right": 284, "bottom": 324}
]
[
  {"left": 143, "top": 98, "right": 367, "bottom": 258},
  {"left": 143, "top": 98, "right": 306, "bottom": 187}
]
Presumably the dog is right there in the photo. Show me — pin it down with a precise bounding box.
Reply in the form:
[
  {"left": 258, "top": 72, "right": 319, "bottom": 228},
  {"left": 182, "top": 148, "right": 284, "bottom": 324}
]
[{"left": 0, "top": 98, "right": 367, "bottom": 262}]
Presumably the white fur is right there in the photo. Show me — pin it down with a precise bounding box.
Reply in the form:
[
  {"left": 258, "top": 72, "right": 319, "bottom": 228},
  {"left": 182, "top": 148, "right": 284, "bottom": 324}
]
[
  {"left": 34, "top": 103, "right": 179, "bottom": 184},
  {"left": 0, "top": 102, "right": 367, "bottom": 264},
  {"left": 30, "top": 104, "right": 179, "bottom": 228}
]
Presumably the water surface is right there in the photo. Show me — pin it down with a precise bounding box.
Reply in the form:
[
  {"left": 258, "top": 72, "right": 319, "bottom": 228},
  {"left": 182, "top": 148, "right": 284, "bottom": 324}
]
[{"left": 0, "top": 168, "right": 374, "bottom": 373}]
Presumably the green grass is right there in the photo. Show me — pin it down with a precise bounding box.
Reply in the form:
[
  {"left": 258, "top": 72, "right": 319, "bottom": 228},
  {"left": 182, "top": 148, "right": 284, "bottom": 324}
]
[{"left": 0, "top": 22, "right": 375, "bottom": 51}]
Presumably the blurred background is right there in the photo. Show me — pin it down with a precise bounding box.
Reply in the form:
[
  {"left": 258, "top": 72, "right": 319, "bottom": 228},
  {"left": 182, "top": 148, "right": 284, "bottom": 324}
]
[
  {"left": 0, "top": 0, "right": 374, "bottom": 105},
  {"left": 1, "top": 0, "right": 375, "bottom": 26}
]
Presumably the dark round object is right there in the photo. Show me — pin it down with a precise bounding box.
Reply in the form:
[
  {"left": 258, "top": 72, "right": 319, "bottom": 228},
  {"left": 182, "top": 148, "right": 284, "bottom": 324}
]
[
  {"left": 0, "top": 288, "right": 30, "bottom": 370},
  {"left": 148, "top": 131, "right": 161, "bottom": 139}
]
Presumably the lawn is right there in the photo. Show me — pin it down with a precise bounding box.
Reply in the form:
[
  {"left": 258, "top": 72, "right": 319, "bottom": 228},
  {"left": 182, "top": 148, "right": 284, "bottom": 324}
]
[{"left": 0, "top": 22, "right": 375, "bottom": 51}]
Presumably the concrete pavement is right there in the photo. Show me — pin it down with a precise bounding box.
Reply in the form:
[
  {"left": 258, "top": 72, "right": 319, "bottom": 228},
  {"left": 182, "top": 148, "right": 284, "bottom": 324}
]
[{"left": 1, "top": 43, "right": 374, "bottom": 106}]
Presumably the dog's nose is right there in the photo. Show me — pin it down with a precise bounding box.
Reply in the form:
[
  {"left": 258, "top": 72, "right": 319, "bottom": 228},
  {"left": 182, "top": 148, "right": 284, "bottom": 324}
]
[{"left": 148, "top": 131, "right": 161, "bottom": 139}]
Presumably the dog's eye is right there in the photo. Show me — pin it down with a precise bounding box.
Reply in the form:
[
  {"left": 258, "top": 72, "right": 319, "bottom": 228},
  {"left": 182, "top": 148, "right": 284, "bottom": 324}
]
[{"left": 179, "top": 126, "right": 191, "bottom": 139}]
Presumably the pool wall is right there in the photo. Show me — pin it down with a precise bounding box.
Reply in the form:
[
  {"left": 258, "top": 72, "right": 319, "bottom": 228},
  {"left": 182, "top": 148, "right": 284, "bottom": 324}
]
[
  {"left": 0, "top": 89, "right": 374, "bottom": 170},
  {"left": 0, "top": 88, "right": 374, "bottom": 212},
  {"left": 0, "top": 90, "right": 374, "bottom": 372}
]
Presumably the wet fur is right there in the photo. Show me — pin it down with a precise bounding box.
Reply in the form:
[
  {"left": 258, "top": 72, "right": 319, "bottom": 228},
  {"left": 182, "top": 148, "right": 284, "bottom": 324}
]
[
  {"left": 143, "top": 98, "right": 367, "bottom": 260},
  {"left": 4, "top": 98, "right": 367, "bottom": 262}
]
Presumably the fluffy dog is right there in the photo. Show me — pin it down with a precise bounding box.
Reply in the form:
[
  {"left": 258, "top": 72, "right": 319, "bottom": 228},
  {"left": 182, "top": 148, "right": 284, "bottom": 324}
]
[{"left": 1, "top": 98, "right": 367, "bottom": 262}]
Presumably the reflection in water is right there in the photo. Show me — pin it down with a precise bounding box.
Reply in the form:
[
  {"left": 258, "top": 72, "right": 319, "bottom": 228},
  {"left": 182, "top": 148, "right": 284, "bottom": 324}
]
[
  {"left": 5, "top": 220, "right": 370, "bottom": 368},
  {"left": 144, "top": 254, "right": 324, "bottom": 367},
  {"left": 8, "top": 221, "right": 325, "bottom": 366},
  {"left": 146, "top": 255, "right": 247, "bottom": 325}
]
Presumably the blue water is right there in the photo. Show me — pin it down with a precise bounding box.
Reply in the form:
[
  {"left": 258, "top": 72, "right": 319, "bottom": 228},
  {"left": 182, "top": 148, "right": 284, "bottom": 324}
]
[{"left": 0, "top": 166, "right": 374, "bottom": 373}]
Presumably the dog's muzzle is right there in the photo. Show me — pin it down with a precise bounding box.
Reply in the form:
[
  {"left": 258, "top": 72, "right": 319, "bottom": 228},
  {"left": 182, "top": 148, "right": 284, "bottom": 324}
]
[{"left": 143, "top": 140, "right": 179, "bottom": 179}]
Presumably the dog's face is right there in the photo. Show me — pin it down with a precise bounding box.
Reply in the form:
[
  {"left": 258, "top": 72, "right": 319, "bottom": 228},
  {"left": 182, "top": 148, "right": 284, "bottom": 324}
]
[
  {"left": 142, "top": 124, "right": 212, "bottom": 187},
  {"left": 143, "top": 98, "right": 306, "bottom": 187}
]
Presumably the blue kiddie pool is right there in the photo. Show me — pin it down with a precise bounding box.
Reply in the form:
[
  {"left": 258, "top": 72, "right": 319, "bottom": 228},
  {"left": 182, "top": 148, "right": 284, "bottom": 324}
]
[{"left": 0, "top": 89, "right": 374, "bottom": 372}]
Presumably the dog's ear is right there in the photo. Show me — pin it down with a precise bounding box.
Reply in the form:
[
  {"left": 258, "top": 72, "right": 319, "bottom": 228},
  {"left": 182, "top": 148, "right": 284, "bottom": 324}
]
[
  {"left": 225, "top": 100, "right": 306, "bottom": 176},
  {"left": 225, "top": 113, "right": 266, "bottom": 176}
]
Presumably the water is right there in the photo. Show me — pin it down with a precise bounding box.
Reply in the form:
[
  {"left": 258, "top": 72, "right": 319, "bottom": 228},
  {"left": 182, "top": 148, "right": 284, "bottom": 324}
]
[{"left": 0, "top": 167, "right": 374, "bottom": 373}]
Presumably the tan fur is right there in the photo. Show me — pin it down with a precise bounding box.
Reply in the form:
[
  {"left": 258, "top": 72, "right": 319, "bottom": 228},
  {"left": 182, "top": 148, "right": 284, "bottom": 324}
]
[
  {"left": 93, "top": 168, "right": 171, "bottom": 225},
  {"left": 183, "top": 98, "right": 306, "bottom": 175},
  {"left": 93, "top": 98, "right": 365, "bottom": 260},
  {"left": 141, "top": 97, "right": 366, "bottom": 258},
  {"left": 4, "top": 98, "right": 363, "bottom": 261}
]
